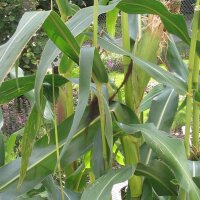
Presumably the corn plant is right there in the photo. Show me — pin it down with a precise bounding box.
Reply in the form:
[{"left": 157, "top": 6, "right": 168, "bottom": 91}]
[{"left": 0, "top": 0, "right": 200, "bottom": 199}]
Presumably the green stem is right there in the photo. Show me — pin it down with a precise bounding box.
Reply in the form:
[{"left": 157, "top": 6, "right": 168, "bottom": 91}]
[
  {"left": 184, "top": 1, "right": 200, "bottom": 157},
  {"left": 121, "top": 136, "right": 142, "bottom": 198},
  {"left": 52, "top": 74, "right": 65, "bottom": 200},
  {"left": 192, "top": 54, "right": 200, "bottom": 154}
]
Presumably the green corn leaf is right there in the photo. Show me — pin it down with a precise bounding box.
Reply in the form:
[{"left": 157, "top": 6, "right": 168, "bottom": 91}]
[
  {"left": 0, "top": 11, "right": 51, "bottom": 86},
  {"left": 67, "top": 2, "right": 119, "bottom": 37},
  {"left": 97, "top": 36, "right": 187, "bottom": 94},
  {"left": 0, "top": 111, "right": 99, "bottom": 199},
  {"left": 0, "top": 74, "right": 67, "bottom": 105},
  {"left": 92, "top": 50, "right": 108, "bottom": 83},
  {"left": 149, "top": 87, "right": 178, "bottom": 133},
  {"left": 34, "top": 2, "right": 117, "bottom": 110},
  {"left": 81, "top": 166, "right": 135, "bottom": 200},
  {"left": 141, "top": 179, "right": 153, "bottom": 200},
  {"left": 42, "top": 11, "right": 80, "bottom": 64},
  {"left": 138, "top": 84, "right": 164, "bottom": 112},
  {"left": 18, "top": 101, "right": 45, "bottom": 187},
  {"left": 59, "top": 47, "right": 94, "bottom": 160},
  {"left": 117, "top": 123, "right": 200, "bottom": 199},
  {"left": 135, "top": 160, "right": 177, "bottom": 196},
  {"left": 167, "top": 37, "right": 188, "bottom": 81},
  {"left": 117, "top": 0, "right": 190, "bottom": 44},
  {"left": 145, "top": 87, "right": 178, "bottom": 166},
  {"left": 92, "top": 128, "right": 104, "bottom": 178}
]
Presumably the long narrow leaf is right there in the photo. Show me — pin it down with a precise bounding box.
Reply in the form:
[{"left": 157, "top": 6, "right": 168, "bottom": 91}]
[
  {"left": 59, "top": 47, "right": 94, "bottom": 160},
  {"left": 42, "top": 11, "right": 80, "bottom": 64},
  {"left": 98, "top": 36, "right": 187, "bottom": 94},
  {"left": 135, "top": 160, "right": 177, "bottom": 196},
  {"left": 0, "top": 74, "right": 67, "bottom": 105},
  {"left": 18, "top": 101, "right": 45, "bottom": 186},
  {"left": 0, "top": 113, "right": 99, "bottom": 199},
  {"left": 138, "top": 84, "right": 164, "bottom": 112},
  {"left": 117, "top": 123, "right": 200, "bottom": 199},
  {"left": 117, "top": 0, "right": 190, "bottom": 44},
  {"left": 34, "top": 3, "right": 117, "bottom": 110},
  {"left": 0, "top": 11, "right": 51, "bottom": 86},
  {"left": 167, "top": 37, "right": 188, "bottom": 81},
  {"left": 149, "top": 87, "right": 178, "bottom": 132}
]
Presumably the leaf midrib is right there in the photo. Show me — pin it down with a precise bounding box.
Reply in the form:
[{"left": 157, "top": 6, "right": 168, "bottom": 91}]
[
  {"left": 143, "top": 127, "right": 200, "bottom": 198},
  {"left": 0, "top": 117, "right": 99, "bottom": 190}
]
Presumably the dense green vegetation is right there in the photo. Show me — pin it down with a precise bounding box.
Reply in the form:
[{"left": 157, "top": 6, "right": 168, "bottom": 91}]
[{"left": 0, "top": 0, "right": 200, "bottom": 199}]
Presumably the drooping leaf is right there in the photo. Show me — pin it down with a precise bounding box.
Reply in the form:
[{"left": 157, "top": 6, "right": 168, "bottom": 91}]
[
  {"left": 97, "top": 36, "right": 187, "bottom": 94},
  {"left": 135, "top": 160, "right": 177, "bottom": 196},
  {"left": 59, "top": 47, "right": 94, "bottom": 160},
  {"left": 138, "top": 84, "right": 164, "bottom": 112},
  {"left": 167, "top": 37, "right": 188, "bottom": 81},
  {"left": 117, "top": 0, "right": 190, "bottom": 44},
  {"left": 149, "top": 87, "right": 178, "bottom": 133},
  {"left": 0, "top": 11, "right": 51, "bottom": 86},
  {"left": 18, "top": 100, "right": 45, "bottom": 186},
  {"left": 0, "top": 74, "right": 67, "bottom": 105},
  {"left": 34, "top": 2, "right": 117, "bottom": 110},
  {"left": 117, "top": 123, "right": 200, "bottom": 199},
  {"left": 34, "top": 41, "right": 60, "bottom": 109},
  {"left": 0, "top": 112, "right": 99, "bottom": 199},
  {"left": 81, "top": 166, "right": 135, "bottom": 200}
]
